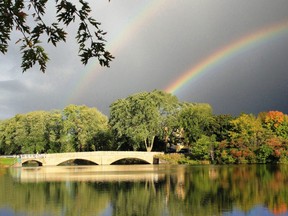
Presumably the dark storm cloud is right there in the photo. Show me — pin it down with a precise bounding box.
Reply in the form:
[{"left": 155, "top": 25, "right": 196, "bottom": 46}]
[
  {"left": 177, "top": 37, "right": 288, "bottom": 115},
  {"left": 1, "top": 0, "right": 288, "bottom": 119}
]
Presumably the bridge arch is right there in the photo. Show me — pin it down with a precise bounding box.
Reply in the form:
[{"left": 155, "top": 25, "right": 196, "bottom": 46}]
[
  {"left": 22, "top": 159, "right": 43, "bottom": 166},
  {"left": 108, "top": 156, "right": 151, "bottom": 165},
  {"left": 111, "top": 157, "right": 150, "bottom": 165},
  {"left": 54, "top": 157, "right": 102, "bottom": 166},
  {"left": 57, "top": 158, "right": 99, "bottom": 166}
]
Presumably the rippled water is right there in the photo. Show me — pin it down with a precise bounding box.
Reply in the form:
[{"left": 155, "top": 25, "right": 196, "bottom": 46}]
[{"left": 0, "top": 164, "right": 288, "bottom": 216}]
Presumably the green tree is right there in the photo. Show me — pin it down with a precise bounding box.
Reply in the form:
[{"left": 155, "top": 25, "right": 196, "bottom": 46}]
[
  {"left": 177, "top": 103, "right": 214, "bottom": 145},
  {"left": 213, "top": 114, "right": 234, "bottom": 142},
  {"left": 109, "top": 90, "right": 179, "bottom": 151},
  {"left": 276, "top": 118, "right": 288, "bottom": 139},
  {"left": 61, "top": 104, "right": 109, "bottom": 152},
  {"left": 190, "top": 135, "right": 217, "bottom": 161},
  {"left": 13, "top": 114, "right": 29, "bottom": 154},
  {"left": 0, "top": 0, "right": 113, "bottom": 72},
  {"left": 255, "top": 144, "right": 273, "bottom": 163},
  {"left": 0, "top": 118, "right": 19, "bottom": 154},
  {"left": 229, "top": 113, "right": 265, "bottom": 147},
  {"left": 0, "top": 105, "right": 109, "bottom": 154},
  {"left": 91, "top": 129, "right": 114, "bottom": 151},
  {"left": 45, "top": 110, "right": 63, "bottom": 153},
  {"left": 20, "top": 111, "right": 49, "bottom": 154}
]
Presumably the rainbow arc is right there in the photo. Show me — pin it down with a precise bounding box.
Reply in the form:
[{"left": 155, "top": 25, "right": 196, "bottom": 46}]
[{"left": 164, "top": 20, "right": 288, "bottom": 94}]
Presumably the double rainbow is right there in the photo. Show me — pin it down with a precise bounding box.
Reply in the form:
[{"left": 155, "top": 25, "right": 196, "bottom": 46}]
[
  {"left": 165, "top": 20, "right": 288, "bottom": 94},
  {"left": 67, "top": 0, "right": 166, "bottom": 103}
]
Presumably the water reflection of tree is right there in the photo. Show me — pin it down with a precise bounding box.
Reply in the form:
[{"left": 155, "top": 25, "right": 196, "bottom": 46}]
[
  {"left": 0, "top": 171, "right": 110, "bottom": 216},
  {"left": 165, "top": 165, "right": 288, "bottom": 216},
  {"left": 109, "top": 182, "right": 165, "bottom": 216},
  {"left": 0, "top": 165, "right": 288, "bottom": 216}
]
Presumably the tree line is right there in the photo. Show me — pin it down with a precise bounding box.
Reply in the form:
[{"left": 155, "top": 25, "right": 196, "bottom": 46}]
[{"left": 0, "top": 90, "right": 287, "bottom": 164}]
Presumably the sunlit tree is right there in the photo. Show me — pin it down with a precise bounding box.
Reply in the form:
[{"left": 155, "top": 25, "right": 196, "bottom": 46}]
[
  {"left": 61, "top": 104, "right": 109, "bottom": 152},
  {"left": 262, "top": 111, "right": 288, "bottom": 139},
  {"left": 109, "top": 90, "right": 179, "bottom": 151}
]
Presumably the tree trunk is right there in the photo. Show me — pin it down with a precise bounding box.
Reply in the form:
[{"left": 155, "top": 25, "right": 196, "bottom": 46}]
[{"left": 145, "top": 136, "right": 155, "bottom": 152}]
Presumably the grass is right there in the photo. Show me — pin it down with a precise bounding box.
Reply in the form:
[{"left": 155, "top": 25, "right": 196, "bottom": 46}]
[{"left": 0, "top": 157, "right": 17, "bottom": 167}]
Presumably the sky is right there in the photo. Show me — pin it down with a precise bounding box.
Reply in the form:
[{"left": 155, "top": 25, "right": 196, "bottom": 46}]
[{"left": 1, "top": 0, "right": 288, "bottom": 119}]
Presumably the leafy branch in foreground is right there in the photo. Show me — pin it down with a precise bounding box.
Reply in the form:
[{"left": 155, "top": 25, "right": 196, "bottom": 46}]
[{"left": 0, "top": 0, "right": 113, "bottom": 72}]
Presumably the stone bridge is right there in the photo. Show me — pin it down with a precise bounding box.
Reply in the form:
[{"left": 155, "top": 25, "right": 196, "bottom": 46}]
[{"left": 15, "top": 151, "right": 163, "bottom": 167}]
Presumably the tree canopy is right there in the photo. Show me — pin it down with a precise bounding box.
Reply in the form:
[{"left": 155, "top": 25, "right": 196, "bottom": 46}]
[
  {"left": 0, "top": 105, "right": 109, "bottom": 154},
  {"left": 0, "top": 90, "right": 288, "bottom": 164},
  {"left": 0, "top": 0, "right": 113, "bottom": 72},
  {"left": 109, "top": 90, "right": 179, "bottom": 151}
]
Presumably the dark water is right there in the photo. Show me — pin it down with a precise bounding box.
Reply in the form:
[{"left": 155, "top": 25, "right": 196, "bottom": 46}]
[{"left": 0, "top": 164, "right": 288, "bottom": 216}]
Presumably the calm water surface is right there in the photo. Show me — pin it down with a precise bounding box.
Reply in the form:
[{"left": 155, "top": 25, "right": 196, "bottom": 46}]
[{"left": 0, "top": 164, "right": 288, "bottom": 216}]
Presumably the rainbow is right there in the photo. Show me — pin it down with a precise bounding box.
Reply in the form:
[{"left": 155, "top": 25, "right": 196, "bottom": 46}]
[
  {"left": 67, "top": 0, "right": 166, "bottom": 103},
  {"left": 165, "top": 20, "right": 288, "bottom": 94}
]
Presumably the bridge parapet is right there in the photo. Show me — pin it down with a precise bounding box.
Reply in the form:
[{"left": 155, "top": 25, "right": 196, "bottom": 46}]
[{"left": 20, "top": 154, "right": 46, "bottom": 159}]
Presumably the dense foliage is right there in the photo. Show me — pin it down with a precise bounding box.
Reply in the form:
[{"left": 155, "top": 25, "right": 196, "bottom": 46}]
[
  {"left": 0, "top": 105, "right": 110, "bottom": 154},
  {"left": 0, "top": 0, "right": 113, "bottom": 72},
  {"left": 0, "top": 90, "right": 287, "bottom": 164},
  {"left": 109, "top": 90, "right": 179, "bottom": 151}
]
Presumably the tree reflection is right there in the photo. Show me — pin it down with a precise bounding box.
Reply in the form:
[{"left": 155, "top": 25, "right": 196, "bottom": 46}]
[{"left": 0, "top": 165, "right": 287, "bottom": 216}]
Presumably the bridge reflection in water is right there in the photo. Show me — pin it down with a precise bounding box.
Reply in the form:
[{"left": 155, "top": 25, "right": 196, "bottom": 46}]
[{"left": 10, "top": 165, "right": 166, "bottom": 183}]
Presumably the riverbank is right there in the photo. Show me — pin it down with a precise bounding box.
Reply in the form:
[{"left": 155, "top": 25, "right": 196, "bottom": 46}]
[
  {"left": 156, "top": 153, "right": 288, "bottom": 165},
  {"left": 156, "top": 153, "right": 210, "bottom": 165},
  {"left": 0, "top": 158, "right": 17, "bottom": 167}
]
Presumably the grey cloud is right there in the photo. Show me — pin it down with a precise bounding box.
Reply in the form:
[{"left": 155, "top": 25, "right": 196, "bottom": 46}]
[{"left": 1, "top": 0, "right": 288, "bottom": 119}]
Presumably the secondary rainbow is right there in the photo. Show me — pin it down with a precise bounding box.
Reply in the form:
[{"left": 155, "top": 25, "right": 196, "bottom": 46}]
[
  {"left": 165, "top": 20, "right": 288, "bottom": 94},
  {"left": 67, "top": 0, "right": 166, "bottom": 104}
]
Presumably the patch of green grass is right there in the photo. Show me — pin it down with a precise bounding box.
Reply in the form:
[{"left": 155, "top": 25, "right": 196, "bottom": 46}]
[{"left": 0, "top": 158, "right": 17, "bottom": 166}]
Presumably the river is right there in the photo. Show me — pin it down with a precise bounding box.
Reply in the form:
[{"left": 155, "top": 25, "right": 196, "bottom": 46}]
[{"left": 0, "top": 164, "right": 287, "bottom": 216}]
